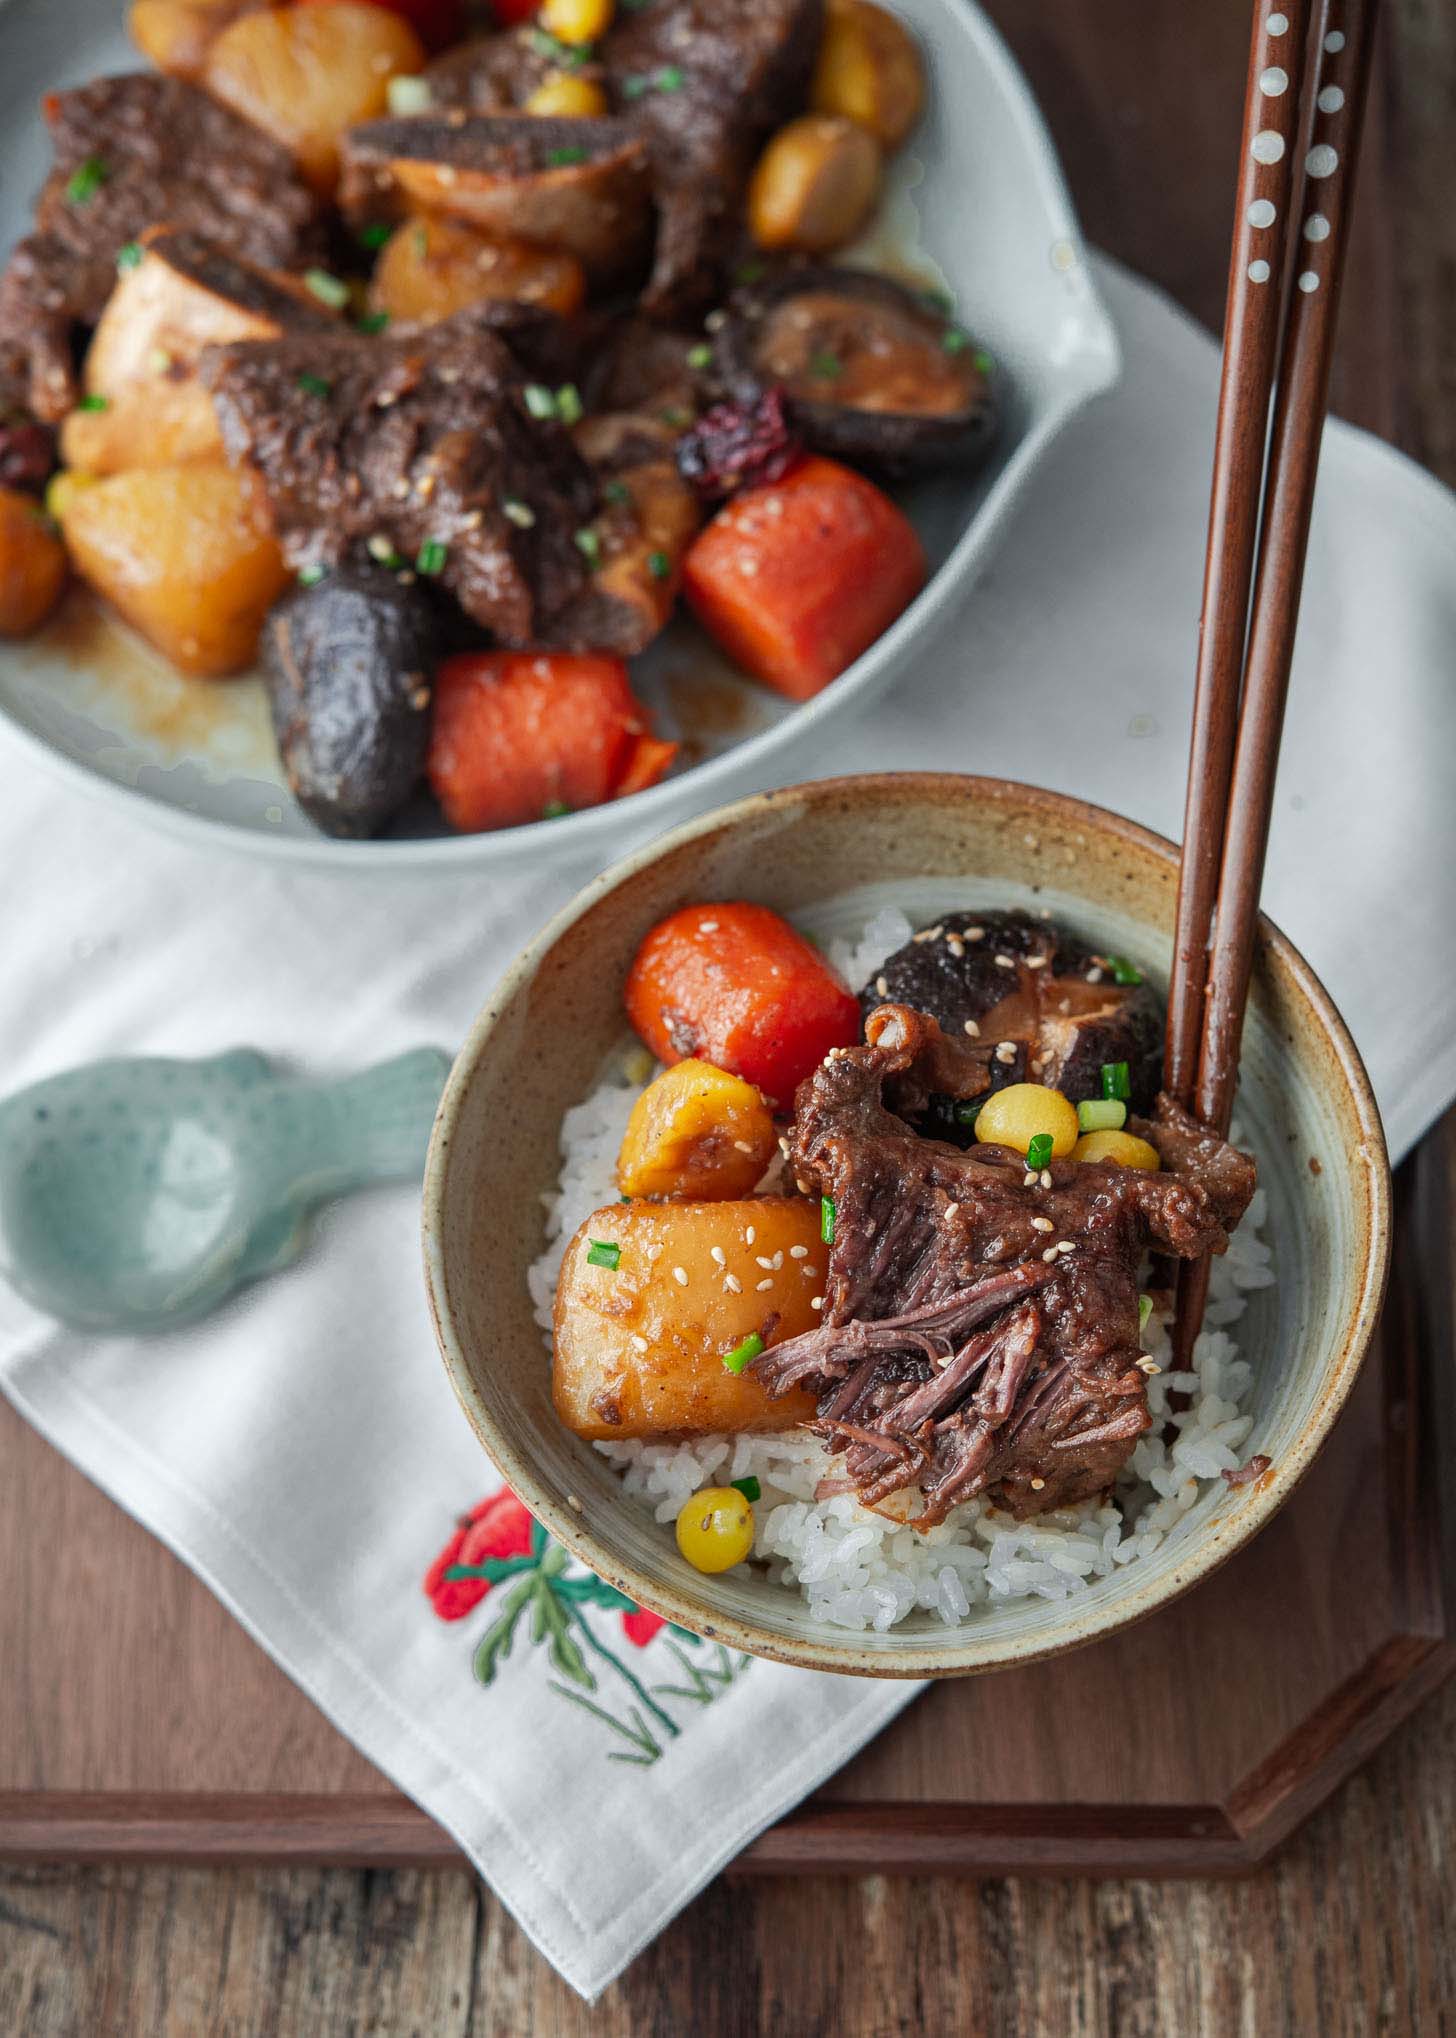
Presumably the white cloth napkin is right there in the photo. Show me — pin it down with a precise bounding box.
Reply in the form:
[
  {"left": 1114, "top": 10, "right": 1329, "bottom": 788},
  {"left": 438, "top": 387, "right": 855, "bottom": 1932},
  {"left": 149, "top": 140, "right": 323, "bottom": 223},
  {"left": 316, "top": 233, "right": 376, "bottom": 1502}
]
[{"left": 2, "top": 259, "right": 1454, "bottom": 1999}]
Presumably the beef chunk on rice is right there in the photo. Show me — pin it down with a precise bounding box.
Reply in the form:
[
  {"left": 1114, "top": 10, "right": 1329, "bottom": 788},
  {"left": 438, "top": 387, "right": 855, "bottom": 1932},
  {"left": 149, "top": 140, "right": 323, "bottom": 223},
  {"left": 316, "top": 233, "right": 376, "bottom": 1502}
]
[
  {"left": 201, "top": 304, "right": 597, "bottom": 643},
  {"left": 0, "top": 73, "right": 323, "bottom": 423},
  {"left": 750, "top": 1003, "right": 1256, "bottom": 1524}
]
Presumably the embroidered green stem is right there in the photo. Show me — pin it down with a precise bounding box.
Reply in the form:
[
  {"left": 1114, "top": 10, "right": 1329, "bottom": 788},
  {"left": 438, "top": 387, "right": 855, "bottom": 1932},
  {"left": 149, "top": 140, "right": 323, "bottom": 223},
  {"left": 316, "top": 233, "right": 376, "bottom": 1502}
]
[{"left": 569, "top": 1607, "right": 681, "bottom": 1739}]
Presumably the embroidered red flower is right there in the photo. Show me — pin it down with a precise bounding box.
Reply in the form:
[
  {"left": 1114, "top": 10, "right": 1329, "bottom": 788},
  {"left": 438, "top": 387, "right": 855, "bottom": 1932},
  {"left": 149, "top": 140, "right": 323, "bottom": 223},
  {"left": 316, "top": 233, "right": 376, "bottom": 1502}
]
[
  {"left": 424, "top": 1488, "right": 535, "bottom": 1621},
  {"left": 620, "top": 1607, "right": 667, "bottom": 1647}
]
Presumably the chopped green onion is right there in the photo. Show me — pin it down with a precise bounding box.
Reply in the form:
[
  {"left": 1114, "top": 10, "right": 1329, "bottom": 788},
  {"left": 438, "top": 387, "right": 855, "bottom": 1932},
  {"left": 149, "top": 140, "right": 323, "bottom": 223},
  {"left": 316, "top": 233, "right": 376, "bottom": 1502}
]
[
  {"left": 555, "top": 383, "right": 583, "bottom": 425},
  {"left": 574, "top": 526, "right": 601, "bottom": 566},
  {"left": 722, "top": 1332, "right": 764, "bottom": 1376},
  {"left": 304, "top": 267, "right": 349, "bottom": 310},
  {"left": 919, "top": 287, "right": 955, "bottom": 314},
  {"left": 621, "top": 73, "right": 650, "bottom": 99},
  {"left": 820, "top": 1196, "right": 836, "bottom": 1244},
  {"left": 546, "top": 145, "right": 588, "bottom": 167},
  {"left": 543, "top": 798, "right": 572, "bottom": 819},
  {"left": 686, "top": 342, "right": 713, "bottom": 370},
  {"left": 65, "top": 156, "right": 108, "bottom": 205},
  {"left": 734, "top": 259, "right": 766, "bottom": 286},
  {"left": 357, "top": 221, "right": 393, "bottom": 251},
  {"left": 731, "top": 1475, "right": 762, "bottom": 1501},
  {"left": 116, "top": 240, "right": 143, "bottom": 273},
  {"left": 77, "top": 393, "right": 109, "bottom": 413},
  {"left": 656, "top": 64, "right": 685, "bottom": 90},
  {"left": 357, "top": 310, "right": 391, "bottom": 335},
  {"left": 296, "top": 372, "right": 332, "bottom": 399},
  {"left": 416, "top": 539, "right": 448, "bottom": 577},
  {"left": 1077, "top": 1098, "right": 1127, "bottom": 1133},
  {"left": 1138, "top": 1293, "right": 1154, "bottom": 1332},
  {"left": 1107, "top": 956, "right": 1143, "bottom": 986},
  {"left": 941, "top": 327, "right": 970, "bottom": 354},
  {"left": 603, "top": 478, "right": 631, "bottom": 505},
  {"left": 647, "top": 550, "right": 670, "bottom": 580},
  {"left": 298, "top": 564, "right": 328, "bottom": 587},
  {"left": 1025, "top": 1132, "right": 1054, "bottom": 1171},
  {"left": 973, "top": 349, "right": 995, "bottom": 375},
  {"left": 953, "top": 1099, "right": 984, "bottom": 1128},
  {"left": 530, "top": 28, "right": 592, "bottom": 66},
  {"left": 586, "top": 1238, "right": 621, "bottom": 1270},
  {"left": 367, "top": 533, "right": 405, "bottom": 568},
  {"left": 1100, "top": 1061, "right": 1131, "bottom": 1102},
  {"left": 523, "top": 383, "right": 557, "bottom": 419},
  {"left": 809, "top": 351, "right": 842, "bottom": 380},
  {"left": 386, "top": 73, "right": 433, "bottom": 117}
]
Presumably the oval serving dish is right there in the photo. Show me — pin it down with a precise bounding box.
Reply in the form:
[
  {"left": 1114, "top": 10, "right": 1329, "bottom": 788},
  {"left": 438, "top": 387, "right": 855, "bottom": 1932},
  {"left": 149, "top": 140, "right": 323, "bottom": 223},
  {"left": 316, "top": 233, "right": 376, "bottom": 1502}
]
[
  {"left": 0, "top": 0, "right": 1118, "bottom": 870},
  {"left": 423, "top": 773, "right": 1391, "bottom": 1677}
]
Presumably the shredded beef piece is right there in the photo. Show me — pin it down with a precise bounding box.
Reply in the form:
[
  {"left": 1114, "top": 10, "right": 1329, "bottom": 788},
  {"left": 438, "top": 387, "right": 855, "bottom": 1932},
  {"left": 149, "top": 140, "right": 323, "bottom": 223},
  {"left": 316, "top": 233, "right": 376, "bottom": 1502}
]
[
  {"left": 0, "top": 74, "right": 323, "bottom": 423},
  {"left": 750, "top": 1003, "right": 1257, "bottom": 1523},
  {"left": 201, "top": 305, "right": 597, "bottom": 642},
  {"left": 603, "top": 0, "right": 825, "bottom": 311}
]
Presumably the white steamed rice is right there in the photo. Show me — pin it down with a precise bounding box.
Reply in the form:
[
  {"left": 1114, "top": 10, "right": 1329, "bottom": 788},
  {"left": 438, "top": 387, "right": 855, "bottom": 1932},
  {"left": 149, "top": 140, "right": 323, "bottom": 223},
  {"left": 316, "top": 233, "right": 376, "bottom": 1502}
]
[{"left": 529, "top": 907, "right": 1276, "bottom": 1633}]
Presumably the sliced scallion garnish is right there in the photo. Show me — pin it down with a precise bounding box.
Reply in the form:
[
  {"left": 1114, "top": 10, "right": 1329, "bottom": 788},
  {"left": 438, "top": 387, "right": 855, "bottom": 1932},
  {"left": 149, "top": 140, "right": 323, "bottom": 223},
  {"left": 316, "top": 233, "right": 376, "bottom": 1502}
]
[
  {"left": 586, "top": 1238, "right": 621, "bottom": 1270},
  {"left": 1025, "top": 1133, "right": 1054, "bottom": 1171},
  {"left": 1077, "top": 1098, "right": 1127, "bottom": 1133},
  {"left": 1107, "top": 956, "right": 1143, "bottom": 985},
  {"left": 416, "top": 539, "right": 448, "bottom": 576},
  {"left": 574, "top": 526, "right": 601, "bottom": 566},
  {"left": 116, "top": 240, "right": 143, "bottom": 272},
  {"left": 542, "top": 799, "right": 571, "bottom": 819},
  {"left": 722, "top": 1332, "right": 764, "bottom": 1376},
  {"left": 304, "top": 267, "right": 349, "bottom": 310},
  {"left": 820, "top": 1196, "right": 836, "bottom": 1245},
  {"left": 1138, "top": 1293, "right": 1154, "bottom": 1332},
  {"left": 555, "top": 383, "right": 583, "bottom": 426},
  {"left": 686, "top": 342, "right": 713, "bottom": 370},
  {"left": 523, "top": 383, "right": 557, "bottom": 420},
  {"left": 65, "top": 156, "right": 108, "bottom": 205},
  {"left": 1101, "top": 1061, "right": 1131, "bottom": 1102},
  {"left": 731, "top": 1475, "right": 762, "bottom": 1501},
  {"left": 647, "top": 550, "right": 670, "bottom": 580},
  {"left": 296, "top": 372, "right": 332, "bottom": 399},
  {"left": 77, "top": 393, "right": 109, "bottom": 413}
]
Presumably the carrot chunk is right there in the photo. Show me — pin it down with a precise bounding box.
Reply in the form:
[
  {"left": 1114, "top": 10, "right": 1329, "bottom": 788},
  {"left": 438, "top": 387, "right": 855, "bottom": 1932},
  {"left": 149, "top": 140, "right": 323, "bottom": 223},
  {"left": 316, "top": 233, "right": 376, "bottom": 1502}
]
[
  {"left": 426, "top": 650, "right": 675, "bottom": 831},
  {"left": 681, "top": 454, "right": 926, "bottom": 701},
  {"left": 625, "top": 901, "right": 861, "bottom": 1106}
]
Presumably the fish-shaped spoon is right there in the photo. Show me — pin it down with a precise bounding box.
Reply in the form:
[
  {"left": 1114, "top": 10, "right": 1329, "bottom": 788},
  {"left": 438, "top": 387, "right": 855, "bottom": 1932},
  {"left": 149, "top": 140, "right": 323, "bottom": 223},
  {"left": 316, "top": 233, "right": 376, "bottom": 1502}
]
[{"left": 0, "top": 1046, "right": 451, "bottom": 1332}]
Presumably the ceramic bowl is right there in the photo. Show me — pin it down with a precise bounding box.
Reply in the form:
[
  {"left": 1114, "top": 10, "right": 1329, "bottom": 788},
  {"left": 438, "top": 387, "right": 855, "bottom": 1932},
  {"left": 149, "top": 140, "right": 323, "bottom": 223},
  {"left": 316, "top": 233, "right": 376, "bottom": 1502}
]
[
  {"left": 0, "top": 0, "right": 1118, "bottom": 870},
  {"left": 423, "top": 775, "right": 1391, "bottom": 1676}
]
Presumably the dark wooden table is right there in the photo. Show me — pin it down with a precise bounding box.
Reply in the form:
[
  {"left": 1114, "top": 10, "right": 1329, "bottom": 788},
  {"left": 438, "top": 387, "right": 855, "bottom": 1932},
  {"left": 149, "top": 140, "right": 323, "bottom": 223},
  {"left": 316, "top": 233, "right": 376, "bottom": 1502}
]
[{"left": 4, "top": 2, "right": 1454, "bottom": 2031}]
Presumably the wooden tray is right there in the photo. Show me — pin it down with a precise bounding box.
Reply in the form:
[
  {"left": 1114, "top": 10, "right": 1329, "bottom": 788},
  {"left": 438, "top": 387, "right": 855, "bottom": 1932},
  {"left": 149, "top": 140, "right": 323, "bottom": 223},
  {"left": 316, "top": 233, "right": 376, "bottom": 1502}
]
[{"left": 1, "top": 1114, "right": 1451, "bottom": 1876}]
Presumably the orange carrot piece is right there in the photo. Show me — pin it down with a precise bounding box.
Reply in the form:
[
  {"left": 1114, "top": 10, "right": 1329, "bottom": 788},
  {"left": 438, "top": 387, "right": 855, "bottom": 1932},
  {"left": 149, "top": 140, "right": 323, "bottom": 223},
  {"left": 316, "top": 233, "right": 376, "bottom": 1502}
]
[
  {"left": 427, "top": 650, "right": 665, "bottom": 832},
  {"left": 625, "top": 901, "right": 861, "bottom": 1106},
  {"left": 681, "top": 454, "right": 926, "bottom": 701}
]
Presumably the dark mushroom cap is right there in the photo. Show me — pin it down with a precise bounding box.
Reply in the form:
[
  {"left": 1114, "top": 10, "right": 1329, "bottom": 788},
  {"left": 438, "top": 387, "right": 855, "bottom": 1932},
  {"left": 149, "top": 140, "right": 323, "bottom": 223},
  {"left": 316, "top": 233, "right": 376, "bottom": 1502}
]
[{"left": 714, "top": 264, "right": 999, "bottom": 479}]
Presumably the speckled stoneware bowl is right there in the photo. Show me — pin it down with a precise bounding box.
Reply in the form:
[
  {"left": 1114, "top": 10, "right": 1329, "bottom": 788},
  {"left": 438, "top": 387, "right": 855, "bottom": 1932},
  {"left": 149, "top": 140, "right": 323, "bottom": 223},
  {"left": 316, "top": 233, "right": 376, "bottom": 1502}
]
[{"left": 423, "top": 774, "right": 1390, "bottom": 1678}]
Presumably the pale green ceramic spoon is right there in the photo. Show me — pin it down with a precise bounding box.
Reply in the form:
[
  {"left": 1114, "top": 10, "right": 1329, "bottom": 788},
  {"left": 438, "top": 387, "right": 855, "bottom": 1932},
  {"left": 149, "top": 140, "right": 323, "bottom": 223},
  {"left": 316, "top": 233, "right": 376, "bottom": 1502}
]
[{"left": 0, "top": 1047, "right": 450, "bottom": 1332}]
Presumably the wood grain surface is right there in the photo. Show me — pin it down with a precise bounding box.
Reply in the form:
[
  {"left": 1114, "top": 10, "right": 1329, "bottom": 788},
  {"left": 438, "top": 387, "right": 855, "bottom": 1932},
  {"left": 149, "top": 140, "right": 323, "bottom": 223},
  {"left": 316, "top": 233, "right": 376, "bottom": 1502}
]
[{"left": 3, "top": 0, "right": 1455, "bottom": 2030}]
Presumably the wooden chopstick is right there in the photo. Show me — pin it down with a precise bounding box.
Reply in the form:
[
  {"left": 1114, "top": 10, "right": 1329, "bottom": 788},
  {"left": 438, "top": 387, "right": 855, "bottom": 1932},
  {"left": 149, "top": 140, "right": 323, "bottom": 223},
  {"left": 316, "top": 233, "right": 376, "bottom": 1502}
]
[
  {"left": 1164, "top": 0, "right": 1318, "bottom": 1110},
  {"left": 1170, "top": 0, "right": 1380, "bottom": 1361}
]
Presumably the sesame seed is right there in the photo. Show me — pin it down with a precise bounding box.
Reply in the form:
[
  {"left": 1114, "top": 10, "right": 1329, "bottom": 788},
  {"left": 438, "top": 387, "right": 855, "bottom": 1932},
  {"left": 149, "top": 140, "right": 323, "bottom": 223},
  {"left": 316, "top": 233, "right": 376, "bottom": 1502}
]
[
  {"left": 1057, "top": 1240, "right": 1075, "bottom": 1255},
  {"left": 875, "top": 975, "right": 889, "bottom": 997},
  {"left": 795, "top": 1176, "right": 813, "bottom": 1194},
  {"left": 1040, "top": 1170, "right": 1053, "bottom": 1189},
  {"left": 778, "top": 1137, "right": 791, "bottom": 1156},
  {"left": 1027, "top": 955, "right": 1048, "bottom": 970},
  {"left": 996, "top": 1042, "right": 1017, "bottom": 1065},
  {"left": 1023, "top": 1171, "right": 1038, "bottom": 1188},
  {"left": 810, "top": 1296, "right": 824, "bottom": 1310},
  {"left": 946, "top": 936, "right": 965, "bottom": 958},
  {"left": 756, "top": 1277, "right": 774, "bottom": 1292},
  {"left": 710, "top": 1246, "right": 726, "bottom": 1266},
  {"left": 567, "top": 1492, "right": 583, "bottom": 1510},
  {"left": 1058, "top": 999, "right": 1071, "bottom": 1015},
  {"left": 963, "top": 1019, "right": 980, "bottom": 1037},
  {"left": 1041, "top": 1247, "right": 1059, "bottom": 1262},
  {"left": 1138, "top": 1358, "right": 1162, "bottom": 1375},
  {"left": 630, "top": 1334, "right": 648, "bottom": 1351},
  {"left": 672, "top": 1266, "right": 688, "bottom": 1286},
  {"left": 733, "top": 1140, "right": 754, "bottom": 1154},
  {"left": 1031, "top": 1216, "right": 1054, "bottom": 1233},
  {"left": 994, "top": 954, "right": 1015, "bottom": 970},
  {"left": 745, "top": 1226, "right": 756, "bottom": 1245},
  {"left": 944, "top": 1201, "right": 959, "bottom": 1221},
  {"left": 724, "top": 1274, "right": 742, "bottom": 1293},
  {"left": 965, "top": 926, "right": 985, "bottom": 941},
  {"left": 789, "top": 1245, "right": 808, "bottom": 1258},
  {"left": 699, "top": 919, "right": 719, "bottom": 932},
  {"left": 755, "top": 1255, "right": 774, "bottom": 1269},
  {"left": 801, "top": 1262, "right": 817, "bottom": 1277},
  {"left": 1030, "top": 1477, "right": 1046, "bottom": 1491},
  {"left": 912, "top": 925, "right": 943, "bottom": 944},
  {"left": 1087, "top": 966, "right": 1104, "bottom": 983}
]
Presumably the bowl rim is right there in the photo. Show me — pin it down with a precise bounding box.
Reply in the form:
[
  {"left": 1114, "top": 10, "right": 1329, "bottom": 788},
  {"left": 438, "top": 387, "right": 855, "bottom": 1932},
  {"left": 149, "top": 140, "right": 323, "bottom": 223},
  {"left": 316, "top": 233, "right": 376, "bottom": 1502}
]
[
  {"left": 0, "top": 0, "right": 1121, "bottom": 874},
  {"left": 422, "top": 771, "right": 1393, "bottom": 1677}
]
